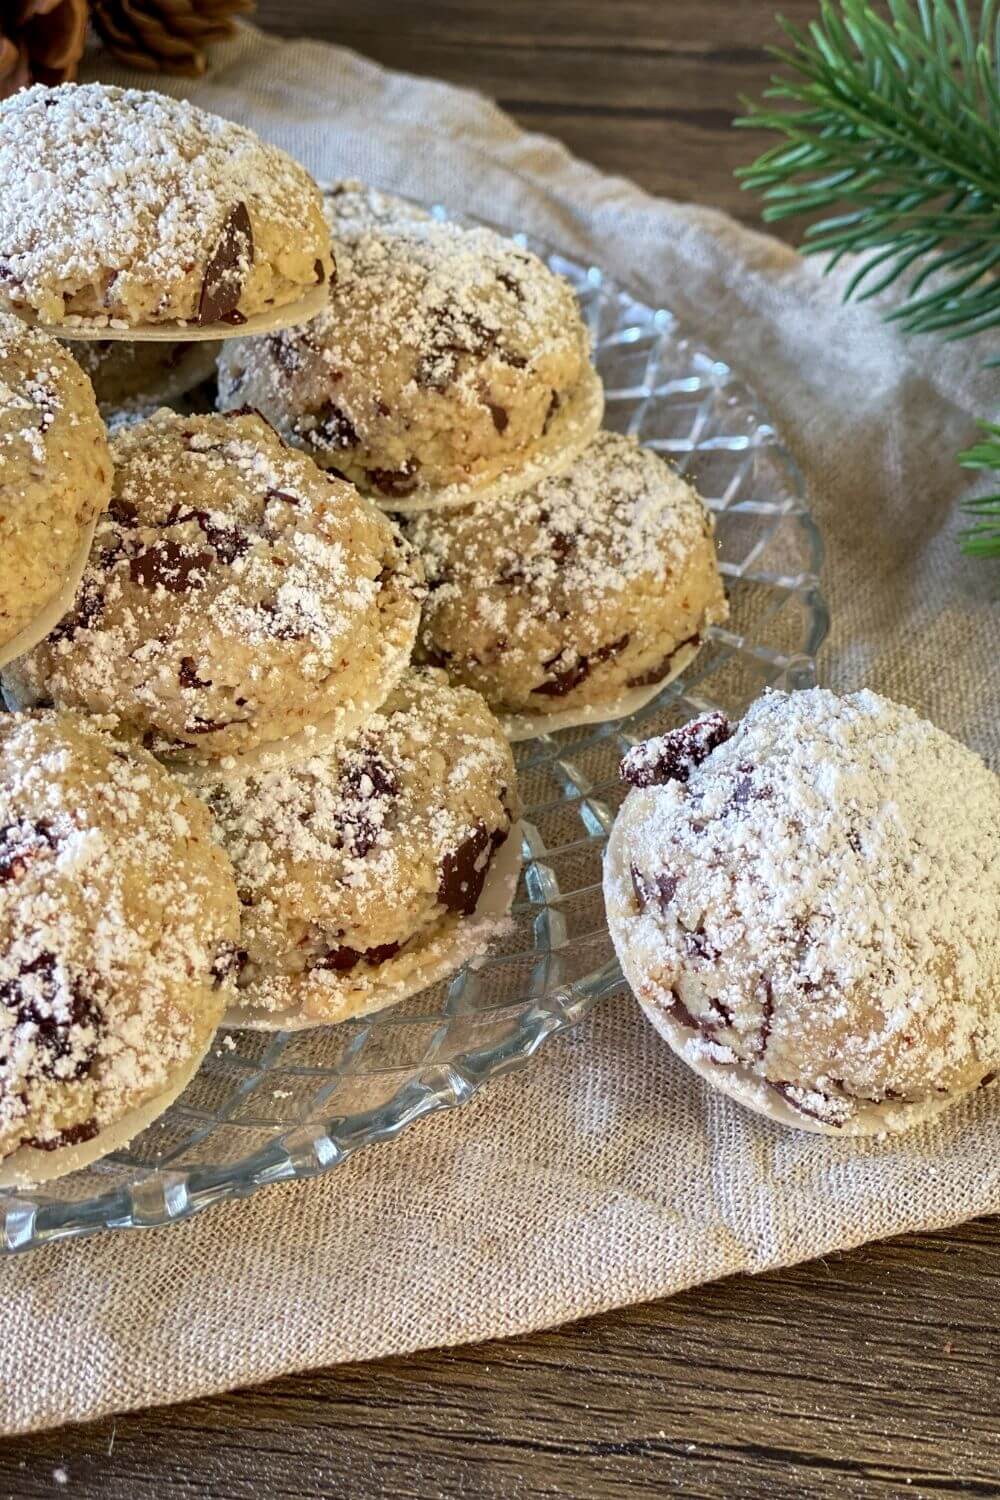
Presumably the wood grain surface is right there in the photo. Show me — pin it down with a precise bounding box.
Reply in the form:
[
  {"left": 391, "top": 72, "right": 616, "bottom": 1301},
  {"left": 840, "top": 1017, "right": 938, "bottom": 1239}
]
[
  {"left": 253, "top": 0, "right": 820, "bottom": 232},
  {"left": 4, "top": 5, "right": 999, "bottom": 1496}
]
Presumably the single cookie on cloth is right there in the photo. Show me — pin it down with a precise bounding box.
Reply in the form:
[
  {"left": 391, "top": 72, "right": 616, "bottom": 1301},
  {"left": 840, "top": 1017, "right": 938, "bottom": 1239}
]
[
  {"left": 64, "top": 338, "right": 222, "bottom": 413},
  {"left": 4, "top": 410, "right": 424, "bottom": 766},
  {"left": 0, "top": 710, "right": 240, "bottom": 1186},
  {"left": 0, "top": 316, "right": 112, "bottom": 655},
  {"left": 195, "top": 669, "right": 520, "bottom": 1030},
  {"left": 0, "top": 84, "right": 333, "bottom": 329},
  {"left": 403, "top": 430, "right": 727, "bottom": 736},
  {"left": 604, "top": 689, "right": 1000, "bottom": 1137},
  {"left": 217, "top": 207, "right": 603, "bottom": 508}
]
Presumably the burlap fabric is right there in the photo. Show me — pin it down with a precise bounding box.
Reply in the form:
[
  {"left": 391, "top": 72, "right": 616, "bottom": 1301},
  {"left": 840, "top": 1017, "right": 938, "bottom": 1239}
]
[{"left": 1, "top": 25, "right": 997, "bottom": 1437}]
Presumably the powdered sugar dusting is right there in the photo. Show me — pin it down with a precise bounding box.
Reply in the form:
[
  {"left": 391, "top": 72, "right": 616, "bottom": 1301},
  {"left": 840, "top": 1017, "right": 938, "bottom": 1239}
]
[
  {"left": 9, "top": 410, "right": 423, "bottom": 760},
  {"left": 0, "top": 711, "right": 237, "bottom": 1158},
  {"left": 609, "top": 688, "right": 1000, "bottom": 1128},
  {"left": 0, "top": 317, "right": 70, "bottom": 467},
  {"left": 195, "top": 670, "right": 517, "bottom": 1017},
  {"left": 322, "top": 179, "right": 431, "bottom": 234},
  {"left": 309, "top": 217, "right": 581, "bottom": 404},
  {"left": 0, "top": 84, "right": 327, "bottom": 326},
  {"left": 409, "top": 432, "right": 711, "bottom": 623}
]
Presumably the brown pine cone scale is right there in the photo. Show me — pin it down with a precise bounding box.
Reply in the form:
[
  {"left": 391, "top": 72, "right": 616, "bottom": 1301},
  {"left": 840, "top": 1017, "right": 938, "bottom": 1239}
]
[
  {"left": 90, "top": 0, "right": 255, "bottom": 78},
  {"left": 0, "top": 0, "right": 88, "bottom": 101}
]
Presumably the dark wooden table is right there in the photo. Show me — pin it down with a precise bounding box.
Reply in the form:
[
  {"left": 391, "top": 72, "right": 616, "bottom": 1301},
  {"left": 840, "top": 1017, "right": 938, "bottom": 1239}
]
[{"left": 5, "top": 5, "right": 999, "bottom": 1495}]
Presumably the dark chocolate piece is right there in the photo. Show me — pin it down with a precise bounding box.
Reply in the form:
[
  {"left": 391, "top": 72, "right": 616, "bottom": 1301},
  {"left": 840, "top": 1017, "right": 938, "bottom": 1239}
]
[
  {"left": 496, "top": 270, "right": 523, "bottom": 300},
  {"left": 682, "top": 923, "right": 719, "bottom": 962},
  {"left": 0, "top": 820, "right": 58, "bottom": 884},
  {"left": 257, "top": 599, "right": 305, "bottom": 642},
  {"left": 311, "top": 402, "right": 359, "bottom": 450},
  {"left": 316, "top": 940, "right": 402, "bottom": 974},
  {"left": 1, "top": 952, "right": 102, "bottom": 1082},
  {"left": 129, "top": 542, "right": 215, "bottom": 592},
  {"left": 629, "top": 863, "right": 679, "bottom": 914},
  {"left": 620, "top": 711, "right": 733, "bottom": 788},
  {"left": 48, "top": 578, "right": 105, "bottom": 642},
  {"left": 338, "top": 750, "right": 399, "bottom": 858},
  {"left": 769, "top": 1080, "right": 843, "bottom": 1126},
  {"left": 486, "top": 401, "right": 509, "bottom": 434},
  {"left": 665, "top": 987, "right": 733, "bottom": 1042},
  {"left": 211, "top": 944, "right": 248, "bottom": 988},
  {"left": 178, "top": 657, "right": 212, "bottom": 690},
  {"left": 541, "top": 390, "right": 560, "bottom": 434},
  {"left": 168, "top": 506, "right": 249, "bottom": 566},
  {"left": 532, "top": 635, "right": 630, "bottom": 699},
  {"left": 755, "top": 978, "right": 774, "bottom": 1058},
  {"left": 198, "top": 202, "right": 254, "bottom": 326},
  {"left": 367, "top": 462, "right": 420, "bottom": 498},
  {"left": 438, "top": 821, "right": 509, "bottom": 915},
  {"left": 183, "top": 715, "right": 247, "bottom": 735},
  {"left": 25, "top": 1119, "right": 100, "bottom": 1152},
  {"left": 108, "top": 496, "right": 140, "bottom": 527}
]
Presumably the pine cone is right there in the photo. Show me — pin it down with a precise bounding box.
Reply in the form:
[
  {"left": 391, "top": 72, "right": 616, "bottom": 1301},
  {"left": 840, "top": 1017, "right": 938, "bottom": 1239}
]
[
  {"left": 0, "top": 0, "right": 88, "bottom": 100},
  {"left": 91, "top": 0, "right": 255, "bottom": 78}
]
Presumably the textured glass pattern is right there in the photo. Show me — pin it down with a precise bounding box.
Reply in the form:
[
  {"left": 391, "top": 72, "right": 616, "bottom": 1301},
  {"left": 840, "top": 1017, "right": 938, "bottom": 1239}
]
[{"left": 0, "top": 238, "right": 828, "bottom": 1253}]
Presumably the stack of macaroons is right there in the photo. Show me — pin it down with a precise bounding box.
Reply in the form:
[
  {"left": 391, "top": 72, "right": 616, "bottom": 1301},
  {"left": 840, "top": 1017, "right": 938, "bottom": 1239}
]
[
  {"left": 3, "top": 403, "right": 522, "bottom": 1052},
  {"left": 217, "top": 181, "right": 728, "bottom": 736},
  {"left": 0, "top": 92, "right": 523, "bottom": 1185}
]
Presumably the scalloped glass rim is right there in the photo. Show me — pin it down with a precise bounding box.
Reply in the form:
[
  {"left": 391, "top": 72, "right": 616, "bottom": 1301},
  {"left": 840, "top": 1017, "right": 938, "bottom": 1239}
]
[{"left": 0, "top": 212, "right": 829, "bottom": 1254}]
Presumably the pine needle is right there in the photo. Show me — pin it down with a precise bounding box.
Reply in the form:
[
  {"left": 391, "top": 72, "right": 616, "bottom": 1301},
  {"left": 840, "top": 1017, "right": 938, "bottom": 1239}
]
[
  {"left": 959, "top": 420, "right": 1000, "bottom": 554},
  {"left": 737, "top": 0, "right": 1000, "bottom": 556}
]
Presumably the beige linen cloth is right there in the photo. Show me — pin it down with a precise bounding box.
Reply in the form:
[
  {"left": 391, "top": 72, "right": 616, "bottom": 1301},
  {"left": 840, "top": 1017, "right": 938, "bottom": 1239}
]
[{"left": 2, "top": 25, "right": 998, "bottom": 1437}]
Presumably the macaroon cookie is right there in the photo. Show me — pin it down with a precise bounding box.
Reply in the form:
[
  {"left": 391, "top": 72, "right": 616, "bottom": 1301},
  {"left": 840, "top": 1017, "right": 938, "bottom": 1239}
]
[
  {"left": 5, "top": 409, "right": 424, "bottom": 765},
  {"left": 404, "top": 430, "right": 727, "bottom": 735},
  {"left": 0, "top": 316, "right": 111, "bottom": 654},
  {"left": 0, "top": 83, "right": 333, "bottom": 329},
  {"left": 217, "top": 205, "right": 603, "bottom": 508},
  {"left": 0, "top": 709, "right": 240, "bottom": 1184},
  {"left": 604, "top": 690, "right": 1000, "bottom": 1136},
  {"left": 197, "top": 669, "right": 520, "bottom": 1029}
]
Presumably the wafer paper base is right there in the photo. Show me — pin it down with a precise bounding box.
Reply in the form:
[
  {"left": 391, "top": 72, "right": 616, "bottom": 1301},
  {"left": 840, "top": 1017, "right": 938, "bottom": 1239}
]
[{"left": 27, "top": 283, "right": 329, "bottom": 344}]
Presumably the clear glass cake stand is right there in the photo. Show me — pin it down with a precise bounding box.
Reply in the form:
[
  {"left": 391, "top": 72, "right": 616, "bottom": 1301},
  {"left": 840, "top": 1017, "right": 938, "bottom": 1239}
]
[{"left": 0, "top": 226, "right": 829, "bottom": 1253}]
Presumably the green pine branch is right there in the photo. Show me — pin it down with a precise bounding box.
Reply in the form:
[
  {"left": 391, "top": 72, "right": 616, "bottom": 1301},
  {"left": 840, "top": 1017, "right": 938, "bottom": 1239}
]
[
  {"left": 959, "top": 420, "right": 1000, "bottom": 554},
  {"left": 735, "top": 0, "right": 1000, "bottom": 556}
]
